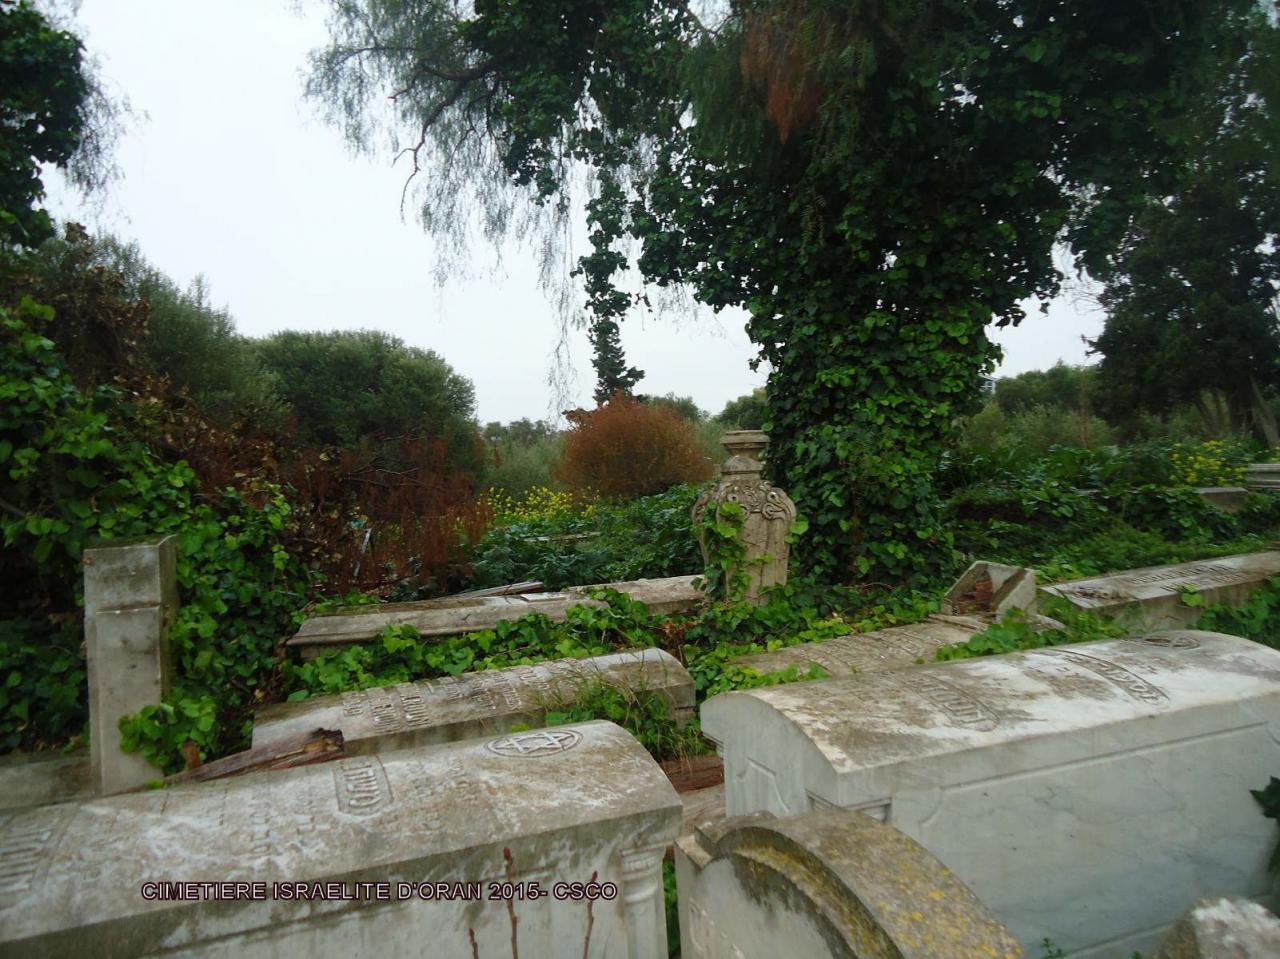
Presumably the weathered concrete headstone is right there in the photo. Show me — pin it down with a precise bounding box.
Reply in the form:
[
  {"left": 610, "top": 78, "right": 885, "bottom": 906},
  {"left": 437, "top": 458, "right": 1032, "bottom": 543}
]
[
  {"left": 731, "top": 618, "right": 981, "bottom": 679},
  {"left": 702, "top": 631, "right": 1280, "bottom": 958},
  {"left": 1195, "top": 486, "right": 1249, "bottom": 513},
  {"left": 942, "top": 561, "right": 1037, "bottom": 619},
  {"left": 1245, "top": 463, "right": 1280, "bottom": 491},
  {"left": 692, "top": 431, "right": 796, "bottom": 604},
  {"left": 1039, "top": 551, "right": 1280, "bottom": 630},
  {"left": 288, "top": 575, "right": 703, "bottom": 660},
  {"left": 252, "top": 648, "right": 695, "bottom": 755},
  {"left": 0, "top": 721, "right": 681, "bottom": 958},
  {"left": 676, "top": 807, "right": 1023, "bottom": 959},
  {"left": 83, "top": 535, "right": 178, "bottom": 796},
  {"left": 1154, "top": 897, "right": 1280, "bottom": 959}
]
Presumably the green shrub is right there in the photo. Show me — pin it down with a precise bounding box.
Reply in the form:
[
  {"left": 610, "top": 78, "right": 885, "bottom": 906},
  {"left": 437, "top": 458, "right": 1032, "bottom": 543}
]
[
  {"left": 469, "top": 484, "right": 703, "bottom": 589},
  {"left": 483, "top": 432, "right": 565, "bottom": 496}
]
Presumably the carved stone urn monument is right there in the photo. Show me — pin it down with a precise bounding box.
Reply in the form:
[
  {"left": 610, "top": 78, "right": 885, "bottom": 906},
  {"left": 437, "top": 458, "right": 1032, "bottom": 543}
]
[{"left": 692, "top": 431, "right": 797, "bottom": 605}]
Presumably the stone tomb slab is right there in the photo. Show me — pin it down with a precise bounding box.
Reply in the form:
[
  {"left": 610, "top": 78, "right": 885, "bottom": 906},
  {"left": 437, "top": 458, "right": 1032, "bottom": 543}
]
[
  {"left": 252, "top": 648, "right": 695, "bottom": 755},
  {"left": 0, "top": 720, "right": 681, "bottom": 959},
  {"left": 287, "top": 575, "right": 703, "bottom": 660},
  {"left": 1245, "top": 463, "right": 1280, "bottom": 490},
  {"left": 731, "top": 618, "right": 980, "bottom": 678},
  {"left": 701, "top": 631, "right": 1280, "bottom": 959},
  {"left": 1040, "top": 550, "right": 1280, "bottom": 629}
]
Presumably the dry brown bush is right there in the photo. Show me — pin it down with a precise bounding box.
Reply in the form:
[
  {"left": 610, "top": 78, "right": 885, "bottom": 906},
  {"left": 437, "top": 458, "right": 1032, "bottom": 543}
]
[{"left": 557, "top": 393, "right": 715, "bottom": 499}]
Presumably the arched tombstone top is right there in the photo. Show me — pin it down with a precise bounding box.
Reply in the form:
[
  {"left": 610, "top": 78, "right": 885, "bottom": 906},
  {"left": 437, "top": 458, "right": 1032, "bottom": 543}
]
[{"left": 675, "top": 807, "right": 1023, "bottom": 959}]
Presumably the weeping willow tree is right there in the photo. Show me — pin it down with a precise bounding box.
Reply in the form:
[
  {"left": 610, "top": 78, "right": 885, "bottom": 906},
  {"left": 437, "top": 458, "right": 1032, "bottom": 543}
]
[{"left": 308, "top": 0, "right": 1263, "bottom": 582}]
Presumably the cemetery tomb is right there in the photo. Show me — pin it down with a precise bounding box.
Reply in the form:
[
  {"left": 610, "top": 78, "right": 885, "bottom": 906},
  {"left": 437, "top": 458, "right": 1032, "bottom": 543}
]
[
  {"left": 252, "top": 648, "right": 695, "bottom": 755},
  {"left": 701, "top": 630, "right": 1280, "bottom": 959},
  {"left": 1193, "top": 486, "right": 1249, "bottom": 513},
  {"left": 941, "top": 561, "right": 1038, "bottom": 619},
  {"left": 692, "top": 430, "right": 797, "bottom": 604},
  {"left": 287, "top": 575, "right": 703, "bottom": 660},
  {"left": 731, "top": 618, "right": 980, "bottom": 679},
  {"left": 1245, "top": 463, "right": 1280, "bottom": 491},
  {"left": 0, "top": 720, "right": 681, "bottom": 959},
  {"left": 1040, "top": 550, "right": 1280, "bottom": 630},
  {"left": 675, "top": 807, "right": 1022, "bottom": 959}
]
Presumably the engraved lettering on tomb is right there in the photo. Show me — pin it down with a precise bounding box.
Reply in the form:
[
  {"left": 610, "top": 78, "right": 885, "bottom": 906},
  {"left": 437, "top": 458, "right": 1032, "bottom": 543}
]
[
  {"left": 1131, "top": 634, "right": 1201, "bottom": 650},
  {"left": 340, "top": 690, "right": 368, "bottom": 718},
  {"left": 1044, "top": 649, "right": 1169, "bottom": 705},
  {"left": 0, "top": 808, "right": 71, "bottom": 900},
  {"left": 895, "top": 674, "right": 1000, "bottom": 730},
  {"left": 334, "top": 756, "right": 393, "bottom": 815},
  {"left": 367, "top": 687, "right": 402, "bottom": 732},
  {"left": 394, "top": 683, "right": 432, "bottom": 728}
]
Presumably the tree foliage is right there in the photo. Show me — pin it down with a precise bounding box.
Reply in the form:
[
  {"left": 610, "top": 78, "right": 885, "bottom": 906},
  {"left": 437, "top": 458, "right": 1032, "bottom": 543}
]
[
  {"left": 994, "top": 364, "right": 1099, "bottom": 417},
  {"left": 0, "top": 0, "right": 86, "bottom": 248},
  {"left": 589, "top": 315, "right": 643, "bottom": 403},
  {"left": 1090, "top": 14, "right": 1280, "bottom": 443},
  {"left": 254, "top": 329, "right": 482, "bottom": 476},
  {"left": 311, "top": 0, "right": 1257, "bottom": 581},
  {"left": 717, "top": 388, "right": 768, "bottom": 429}
]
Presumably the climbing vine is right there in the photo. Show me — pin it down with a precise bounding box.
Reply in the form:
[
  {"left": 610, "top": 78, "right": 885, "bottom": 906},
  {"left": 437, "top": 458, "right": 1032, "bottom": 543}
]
[{"left": 692, "top": 499, "right": 751, "bottom": 602}]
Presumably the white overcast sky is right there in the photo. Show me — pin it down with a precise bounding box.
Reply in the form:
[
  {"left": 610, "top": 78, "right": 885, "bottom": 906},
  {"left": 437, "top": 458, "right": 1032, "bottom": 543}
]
[{"left": 44, "top": 0, "right": 1104, "bottom": 425}]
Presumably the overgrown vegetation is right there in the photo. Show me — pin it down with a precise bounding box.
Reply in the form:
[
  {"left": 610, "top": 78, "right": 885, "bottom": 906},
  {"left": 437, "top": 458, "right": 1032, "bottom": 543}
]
[{"left": 5, "top": 0, "right": 1280, "bottom": 803}]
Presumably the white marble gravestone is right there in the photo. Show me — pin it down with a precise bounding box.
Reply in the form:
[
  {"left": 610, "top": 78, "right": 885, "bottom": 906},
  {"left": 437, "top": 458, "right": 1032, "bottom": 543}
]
[
  {"left": 701, "top": 631, "right": 1280, "bottom": 959},
  {"left": 0, "top": 721, "right": 680, "bottom": 959},
  {"left": 675, "top": 807, "right": 1022, "bottom": 959},
  {"left": 1040, "top": 551, "right": 1280, "bottom": 629},
  {"left": 252, "top": 648, "right": 695, "bottom": 755}
]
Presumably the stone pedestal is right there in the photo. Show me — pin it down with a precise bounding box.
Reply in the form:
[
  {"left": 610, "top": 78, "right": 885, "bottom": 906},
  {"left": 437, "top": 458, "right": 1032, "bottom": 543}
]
[
  {"left": 692, "top": 431, "right": 796, "bottom": 604},
  {"left": 83, "top": 535, "right": 178, "bottom": 796}
]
